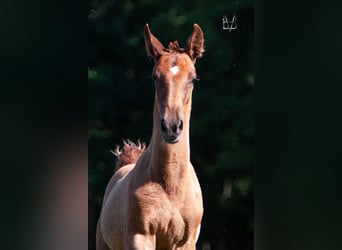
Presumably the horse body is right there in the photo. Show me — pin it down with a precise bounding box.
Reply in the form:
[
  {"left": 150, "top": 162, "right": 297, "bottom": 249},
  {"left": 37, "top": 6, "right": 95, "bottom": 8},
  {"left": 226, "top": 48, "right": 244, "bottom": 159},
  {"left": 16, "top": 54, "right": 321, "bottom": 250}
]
[{"left": 97, "top": 23, "right": 205, "bottom": 250}]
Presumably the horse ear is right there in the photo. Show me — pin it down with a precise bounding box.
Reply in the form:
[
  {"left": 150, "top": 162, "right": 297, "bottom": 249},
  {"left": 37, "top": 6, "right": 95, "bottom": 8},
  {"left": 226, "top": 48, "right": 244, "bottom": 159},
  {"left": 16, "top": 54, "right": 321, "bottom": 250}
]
[
  {"left": 144, "top": 24, "right": 165, "bottom": 61},
  {"left": 185, "top": 24, "right": 205, "bottom": 63}
]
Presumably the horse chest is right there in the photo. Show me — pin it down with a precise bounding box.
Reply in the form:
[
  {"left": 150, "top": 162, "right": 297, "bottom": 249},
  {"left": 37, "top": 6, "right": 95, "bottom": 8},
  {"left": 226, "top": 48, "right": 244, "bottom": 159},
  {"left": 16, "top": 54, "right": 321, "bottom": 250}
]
[{"left": 133, "top": 183, "right": 201, "bottom": 246}]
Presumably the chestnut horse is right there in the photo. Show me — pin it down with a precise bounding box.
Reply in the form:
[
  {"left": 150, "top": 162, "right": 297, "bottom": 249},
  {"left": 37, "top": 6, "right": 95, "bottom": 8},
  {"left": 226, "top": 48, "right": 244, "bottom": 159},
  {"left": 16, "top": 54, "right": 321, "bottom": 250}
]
[{"left": 96, "top": 23, "right": 205, "bottom": 249}]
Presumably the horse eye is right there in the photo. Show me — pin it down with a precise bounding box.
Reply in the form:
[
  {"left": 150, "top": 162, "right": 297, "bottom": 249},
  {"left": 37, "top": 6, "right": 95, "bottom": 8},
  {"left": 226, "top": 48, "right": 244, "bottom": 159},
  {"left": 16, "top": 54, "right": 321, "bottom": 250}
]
[
  {"left": 191, "top": 78, "right": 199, "bottom": 84},
  {"left": 152, "top": 74, "right": 158, "bottom": 82}
]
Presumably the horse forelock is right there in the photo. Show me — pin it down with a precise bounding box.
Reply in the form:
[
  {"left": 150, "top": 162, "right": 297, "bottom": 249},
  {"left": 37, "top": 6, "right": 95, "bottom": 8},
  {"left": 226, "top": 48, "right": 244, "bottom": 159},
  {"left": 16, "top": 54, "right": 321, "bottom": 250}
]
[{"left": 164, "top": 40, "right": 185, "bottom": 54}]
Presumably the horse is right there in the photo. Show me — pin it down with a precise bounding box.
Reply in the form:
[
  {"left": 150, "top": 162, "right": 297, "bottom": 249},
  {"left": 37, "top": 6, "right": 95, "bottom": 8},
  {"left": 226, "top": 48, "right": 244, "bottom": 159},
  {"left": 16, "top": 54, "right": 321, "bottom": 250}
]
[{"left": 96, "top": 23, "right": 205, "bottom": 250}]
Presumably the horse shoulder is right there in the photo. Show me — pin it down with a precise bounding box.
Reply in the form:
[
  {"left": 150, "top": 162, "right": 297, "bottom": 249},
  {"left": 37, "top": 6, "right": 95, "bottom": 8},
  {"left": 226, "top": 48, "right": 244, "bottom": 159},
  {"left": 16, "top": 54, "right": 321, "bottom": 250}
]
[
  {"left": 103, "top": 163, "right": 135, "bottom": 202},
  {"left": 100, "top": 163, "right": 135, "bottom": 248}
]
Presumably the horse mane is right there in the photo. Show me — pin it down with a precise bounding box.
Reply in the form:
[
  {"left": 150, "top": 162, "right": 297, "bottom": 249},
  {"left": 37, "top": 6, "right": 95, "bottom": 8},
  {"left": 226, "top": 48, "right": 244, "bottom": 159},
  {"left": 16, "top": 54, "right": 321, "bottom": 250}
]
[
  {"left": 164, "top": 40, "right": 186, "bottom": 53},
  {"left": 111, "top": 140, "right": 146, "bottom": 170}
]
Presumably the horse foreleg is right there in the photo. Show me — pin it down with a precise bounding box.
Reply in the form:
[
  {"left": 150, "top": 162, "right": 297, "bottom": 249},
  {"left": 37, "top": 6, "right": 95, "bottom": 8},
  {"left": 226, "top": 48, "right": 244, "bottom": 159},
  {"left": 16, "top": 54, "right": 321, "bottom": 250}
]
[
  {"left": 180, "top": 244, "right": 197, "bottom": 250},
  {"left": 126, "top": 233, "right": 155, "bottom": 250}
]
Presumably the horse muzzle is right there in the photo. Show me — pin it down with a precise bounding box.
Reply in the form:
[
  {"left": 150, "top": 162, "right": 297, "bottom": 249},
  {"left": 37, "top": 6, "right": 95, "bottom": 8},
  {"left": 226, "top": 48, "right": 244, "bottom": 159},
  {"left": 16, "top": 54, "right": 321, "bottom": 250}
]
[{"left": 160, "top": 118, "right": 183, "bottom": 144}]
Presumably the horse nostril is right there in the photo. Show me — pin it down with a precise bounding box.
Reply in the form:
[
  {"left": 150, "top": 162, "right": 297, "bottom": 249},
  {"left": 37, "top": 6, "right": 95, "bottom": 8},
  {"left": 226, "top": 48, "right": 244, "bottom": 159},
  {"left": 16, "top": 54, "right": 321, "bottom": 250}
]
[
  {"left": 171, "top": 120, "right": 183, "bottom": 134},
  {"left": 178, "top": 120, "right": 183, "bottom": 131},
  {"left": 161, "top": 119, "right": 168, "bottom": 133},
  {"left": 162, "top": 119, "right": 183, "bottom": 135}
]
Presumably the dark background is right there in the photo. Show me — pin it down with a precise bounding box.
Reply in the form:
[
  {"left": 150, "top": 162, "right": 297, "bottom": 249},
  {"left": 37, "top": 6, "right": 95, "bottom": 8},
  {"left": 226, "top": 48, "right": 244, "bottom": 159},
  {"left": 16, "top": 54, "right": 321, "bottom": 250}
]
[
  {"left": 1, "top": 0, "right": 342, "bottom": 250},
  {"left": 88, "top": 0, "right": 254, "bottom": 249}
]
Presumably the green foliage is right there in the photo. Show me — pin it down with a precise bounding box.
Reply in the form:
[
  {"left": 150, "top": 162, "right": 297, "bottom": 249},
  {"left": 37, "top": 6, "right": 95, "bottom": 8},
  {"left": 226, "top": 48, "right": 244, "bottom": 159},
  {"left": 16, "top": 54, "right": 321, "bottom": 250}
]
[{"left": 89, "top": 1, "right": 253, "bottom": 249}]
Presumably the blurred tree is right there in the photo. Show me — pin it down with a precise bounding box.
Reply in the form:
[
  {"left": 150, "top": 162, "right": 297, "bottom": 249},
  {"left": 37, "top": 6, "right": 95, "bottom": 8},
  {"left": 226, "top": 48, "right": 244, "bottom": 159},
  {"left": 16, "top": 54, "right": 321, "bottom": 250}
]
[{"left": 89, "top": 0, "right": 253, "bottom": 249}]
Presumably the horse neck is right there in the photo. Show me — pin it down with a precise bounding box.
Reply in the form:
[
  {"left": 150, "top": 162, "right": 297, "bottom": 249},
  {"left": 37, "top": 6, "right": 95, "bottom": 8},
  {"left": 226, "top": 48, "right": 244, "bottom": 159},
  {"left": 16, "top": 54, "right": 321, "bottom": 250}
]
[{"left": 147, "top": 97, "right": 192, "bottom": 193}]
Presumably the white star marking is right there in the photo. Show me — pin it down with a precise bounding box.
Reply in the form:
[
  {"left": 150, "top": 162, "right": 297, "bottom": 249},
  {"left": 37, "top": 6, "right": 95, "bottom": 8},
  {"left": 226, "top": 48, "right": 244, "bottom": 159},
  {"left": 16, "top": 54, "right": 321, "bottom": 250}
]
[{"left": 170, "top": 66, "right": 179, "bottom": 75}]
